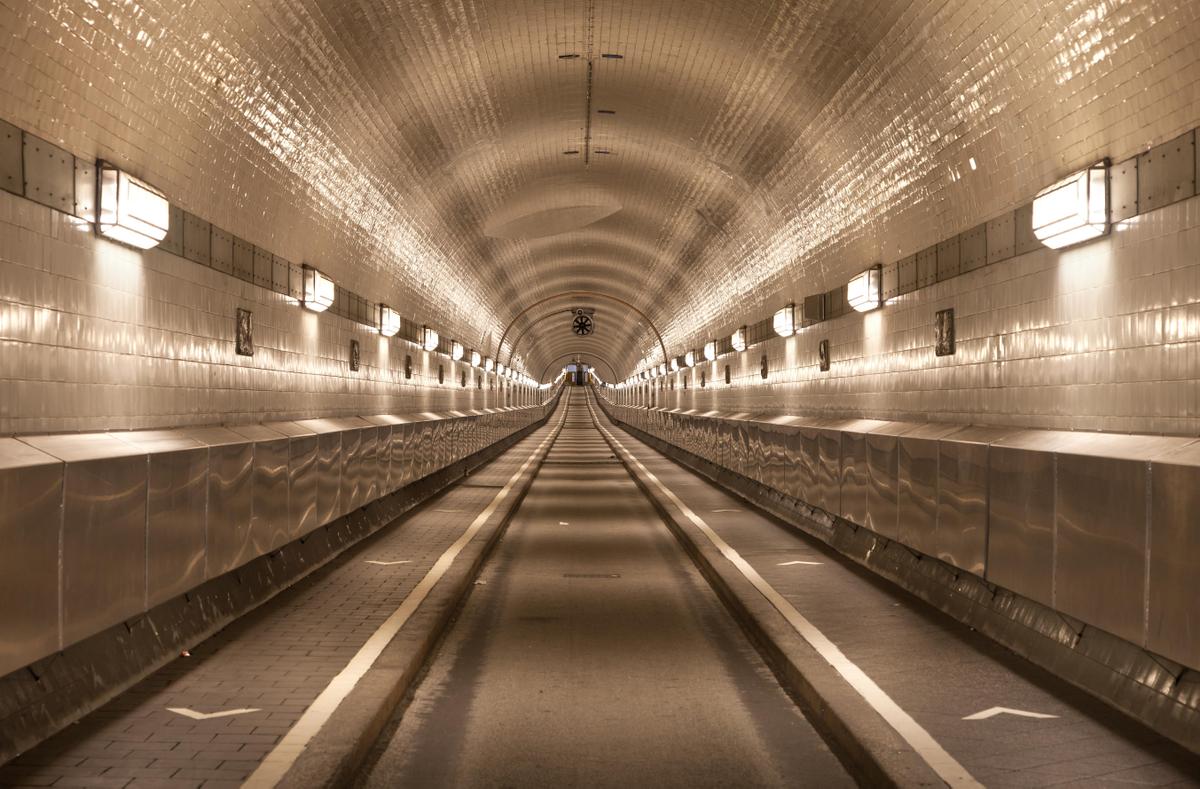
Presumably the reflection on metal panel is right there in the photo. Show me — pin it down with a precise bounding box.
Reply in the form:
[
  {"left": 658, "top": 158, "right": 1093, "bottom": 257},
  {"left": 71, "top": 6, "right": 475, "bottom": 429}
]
[
  {"left": 145, "top": 448, "right": 208, "bottom": 607},
  {"left": 865, "top": 423, "right": 916, "bottom": 539},
  {"left": 897, "top": 426, "right": 956, "bottom": 556},
  {"left": 61, "top": 457, "right": 148, "bottom": 646},
  {"left": 935, "top": 428, "right": 1007, "bottom": 576},
  {"left": 0, "top": 439, "right": 63, "bottom": 677},
  {"left": 230, "top": 426, "right": 290, "bottom": 556},
  {"left": 1055, "top": 453, "right": 1147, "bottom": 646},
  {"left": 206, "top": 442, "right": 254, "bottom": 577},
  {"left": 816, "top": 427, "right": 842, "bottom": 516},
  {"left": 1148, "top": 443, "right": 1200, "bottom": 668},
  {"left": 289, "top": 435, "right": 319, "bottom": 538}
]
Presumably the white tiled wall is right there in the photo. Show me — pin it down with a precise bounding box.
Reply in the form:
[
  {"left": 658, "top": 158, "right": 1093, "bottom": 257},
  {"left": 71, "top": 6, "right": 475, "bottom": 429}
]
[
  {"left": 0, "top": 192, "right": 531, "bottom": 434},
  {"left": 622, "top": 194, "right": 1200, "bottom": 436}
]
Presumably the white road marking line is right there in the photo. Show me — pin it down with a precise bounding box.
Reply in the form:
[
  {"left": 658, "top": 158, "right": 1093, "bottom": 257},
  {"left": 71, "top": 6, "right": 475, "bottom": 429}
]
[
  {"left": 434, "top": 508, "right": 462, "bottom": 513},
  {"left": 963, "top": 707, "right": 1058, "bottom": 721},
  {"left": 365, "top": 560, "right": 411, "bottom": 566},
  {"left": 168, "top": 707, "right": 260, "bottom": 720},
  {"left": 245, "top": 405, "right": 569, "bottom": 789},
  {"left": 587, "top": 398, "right": 981, "bottom": 789},
  {"left": 558, "top": 521, "right": 570, "bottom": 525},
  {"left": 778, "top": 560, "right": 823, "bottom": 566},
  {"left": 712, "top": 508, "right": 741, "bottom": 513}
]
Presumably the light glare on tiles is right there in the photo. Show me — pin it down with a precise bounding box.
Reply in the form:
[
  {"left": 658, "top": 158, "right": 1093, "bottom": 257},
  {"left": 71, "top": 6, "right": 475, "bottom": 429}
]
[
  {"left": 1032, "top": 162, "right": 1109, "bottom": 249},
  {"left": 96, "top": 162, "right": 169, "bottom": 250}
]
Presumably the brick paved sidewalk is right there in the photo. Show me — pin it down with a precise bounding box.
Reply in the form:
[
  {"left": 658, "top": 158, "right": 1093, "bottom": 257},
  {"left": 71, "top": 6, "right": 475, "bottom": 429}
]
[{"left": 0, "top": 422, "right": 557, "bottom": 789}]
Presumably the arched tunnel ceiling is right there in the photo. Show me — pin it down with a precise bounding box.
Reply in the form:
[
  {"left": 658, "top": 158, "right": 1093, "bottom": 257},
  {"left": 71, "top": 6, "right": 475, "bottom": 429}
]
[{"left": 3, "top": 0, "right": 1197, "bottom": 380}]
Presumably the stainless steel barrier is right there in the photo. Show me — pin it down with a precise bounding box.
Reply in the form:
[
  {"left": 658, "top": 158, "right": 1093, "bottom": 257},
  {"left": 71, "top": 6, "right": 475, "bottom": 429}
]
[
  {"left": 0, "top": 393, "right": 560, "bottom": 678},
  {"left": 597, "top": 396, "right": 1200, "bottom": 671}
]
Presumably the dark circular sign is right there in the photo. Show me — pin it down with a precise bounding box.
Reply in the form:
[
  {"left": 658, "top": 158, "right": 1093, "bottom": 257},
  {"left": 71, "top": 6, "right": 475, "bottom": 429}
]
[{"left": 572, "top": 314, "right": 594, "bottom": 336}]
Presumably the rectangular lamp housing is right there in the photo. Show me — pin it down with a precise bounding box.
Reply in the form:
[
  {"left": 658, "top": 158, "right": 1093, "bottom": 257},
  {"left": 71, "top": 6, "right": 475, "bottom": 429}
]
[
  {"left": 422, "top": 326, "right": 439, "bottom": 351},
  {"left": 847, "top": 265, "right": 882, "bottom": 313},
  {"left": 303, "top": 266, "right": 335, "bottom": 312},
  {"left": 96, "top": 162, "right": 169, "bottom": 249},
  {"left": 773, "top": 304, "right": 796, "bottom": 337},
  {"left": 1032, "top": 161, "right": 1109, "bottom": 249},
  {"left": 378, "top": 304, "right": 401, "bottom": 337}
]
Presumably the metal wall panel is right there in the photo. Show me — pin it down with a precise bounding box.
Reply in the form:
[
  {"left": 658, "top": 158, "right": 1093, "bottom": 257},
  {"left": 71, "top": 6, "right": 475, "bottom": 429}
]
[
  {"left": 340, "top": 425, "right": 364, "bottom": 515},
  {"left": 896, "top": 254, "right": 917, "bottom": 295},
  {"left": 816, "top": 426, "right": 843, "bottom": 515},
  {"left": 201, "top": 436, "right": 254, "bottom": 578},
  {"left": 987, "top": 432, "right": 1065, "bottom": 607},
  {"left": 160, "top": 205, "right": 184, "bottom": 257},
  {"left": 21, "top": 433, "right": 151, "bottom": 649},
  {"left": 0, "top": 119, "right": 21, "bottom": 195},
  {"left": 959, "top": 223, "right": 987, "bottom": 273},
  {"left": 936, "top": 237, "right": 960, "bottom": 281},
  {"left": 183, "top": 212, "right": 211, "bottom": 266},
  {"left": 1147, "top": 443, "right": 1200, "bottom": 667},
  {"left": 211, "top": 227, "right": 234, "bottom": 276},
  {"left": 232, "top": 236, "right": 255, "bottom": 281},
  {"left": 0, "top": 439, "right": 63, "bottom": 677},
  {"left": 915, "top": 246, "right": 937, "bottom": 289},
  {"left": 1110, "top": 157, "right": 1138, "bottom": 222},
  {"left": 935, "top": 427, "right": 1010, "bottom": 576},
  {"left": 1138, "top": 130, "right": 1196, "bottom": 211},
  {"left": 840, "top": 421, "right": 886, "bottom": 524},
  {"left": 22, "top": 133, "right": 73, "bottom": 213},
  {"left": 897, "top": 425, "right": 960, "bottom": 556},
  {"left": 145, "top": 446, "right": 209, "bottom": 606},
  {"left": 267, "top": 421, "right": 319, "bottom": 540},
  {"left": 1054, "top": 440, "right": 1153, "bottom": 646},
  {"left": 230, "top": 426, "right": 290, "bottom": 555},
  {"left": 1013, "top": 203, "right": 1041, "bottom": 256},
  {"left": 986, "top": 212, "right": 1014, "bottom": 264},
  {"left": 73, "top": 159, "right": 94, "bottom": 221},
  {"left": 865, "top": 423, "right": 916, "bottom": 539}
]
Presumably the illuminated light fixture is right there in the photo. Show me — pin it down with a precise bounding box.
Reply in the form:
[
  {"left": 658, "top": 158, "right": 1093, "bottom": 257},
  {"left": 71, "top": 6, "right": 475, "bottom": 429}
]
[
  {"left": 485, "top": 357, "right": 494, "bottom": 372},
  {"left": 704, "top": 341, "right": 717, "bottom": 361},
  {"left": 451, "top": 341, "right": 464, "bottom": 361},
  {"left": 377, "top": 304, "right": 401, "bottom": 337},
  {"left": 773, "top": 304, "right": 796, "bottom": 337},
  {"left": 96, "top": 162, "right": 169, "bottom": 249},
  {"left": 670, "top": 358, "right": 680, "bottom": 372},
  {"left": 422, "top": 326, "right": 439, "bottom": 351},
  {"left": 1032, "top": 161, "right": 1109, "bottom": 249},
  {"left": 731, "top": 326, "right": 747, "bottom": 352},
  {"left": 497, "top": 362, "right": 506, "bottom": 376},
  {"left": 302, "top": 266, "right": 335, "bottom": 313},
  {"left": 684, "top": 350, "right": 695, "bottom": 368},
  {"left": 470, "top": 349, "right": 481, "bottom": 367},
  {"left": 847, "top": 264, "right": 883, "bottom": 313},
  {"left": 659, "top": 363, "right": 667, "bottom": 376}
]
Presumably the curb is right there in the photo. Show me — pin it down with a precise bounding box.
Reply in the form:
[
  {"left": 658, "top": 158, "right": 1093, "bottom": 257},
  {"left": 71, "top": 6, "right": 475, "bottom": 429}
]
[
  {"left": 274, "top": 405, "right": 568, "bottom": 788},
  {"left": 588, "top": 401, "right": 945, "bottom": 788}
]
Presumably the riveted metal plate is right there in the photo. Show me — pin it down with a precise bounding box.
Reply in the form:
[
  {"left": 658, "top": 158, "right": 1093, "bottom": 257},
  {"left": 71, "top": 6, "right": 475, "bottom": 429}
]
[
  {"left": 960, "top": 223, "right": 987, "bottom": 273},
  {"left": 896, "top": 254, "right": 917, "bottom": 294},
  {"left": 1013, "top": 203, "right": 1040, "bottom": 256},
  {"left": 183, "top": 212, "right": 211, "bottom": 265},
  {"left": 1138, "top": 130, "right": 1196, "bottom": 212},
  {"left": 986, "top": 212, "right": 1014, "bottom": 264},
  {"left": 160, "top": 205, "right": 184, "bottom": 256},
  {"left": 0, "top": 119, "right": 21, "bottom": 196},
  {"left": 253, "top": 246, "right": 273, "bottom": 288},
  {"left": 916, "top": 245, "right": 937, "bottom": 288},
  {"left": 936, "top": 236, "right": 960, "bottom": 281},
  {"left": 272, "top": 255, "right": 290, "bottom": 294},
  {"left": 1109, "top": 156, "right": 1138, "bottom": 222},
  {"left": 232, "top": 236, "right": 255, "bottom": 282},
  {"left": 288, "top": 262, "right": 303, "bottom": 300},
  {"left": 828, "top": 286, "right": 847, "bottom": 318},
  {"left": 22, "top": 133, "right": 74, "bottom": 213},
  {"left": 72, "top": 158, "right": 95, "bottom": 222},
  {"left": 881, "top": 262, "right": 899, "bottom": 300},
  {"left": 210, "top": 226, "right": 233, "bottom": 274},
  {"left": 802, "top": 293, "right": 825, "bottom": 323}
]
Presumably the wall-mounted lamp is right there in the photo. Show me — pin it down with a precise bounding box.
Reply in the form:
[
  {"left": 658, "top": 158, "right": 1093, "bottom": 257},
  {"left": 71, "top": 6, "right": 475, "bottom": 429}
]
[
  {"left": 1032, "top": 161, "right": 1109, "bottom": 249},
  {"left": 422, "top": 326, "right": 439, "bottom": 351},
  {"left": 670, "top": 358, "right": 680, "bottom": 372},
  {"left": 684, "top": 350, "right": 695, "bottom": 367},
  {"left": 497, "top": 362, "right": 506, "bottom": 376},
  {"left": 704, "top": 341, "right": 717, "bottom": 361},
  {"left": 377, "top": 304, "right": 401, "bottom": 337},
  {"left": 773, "top": 304, "right": 796, "bottom": 337},
  {"left": 469, "top": 350, "right": 481, "bottom": 367},
  {"left": 96, "top": 162, "right": 170, "bottom": 249},
  {"left": 303, "top": 266, "right": 335, "bottom": 313},
  {"left": 731, "top": 326, "right": 747, "bottom": 352},
  {"left": 451, "top": 341, "right": 464, "bottom": 361},
  {"left": 485, "top": 357, "right": 494, "bottom": 372},
  {"left": 847, "top": 264, "right": 883, "bottom": 313}
]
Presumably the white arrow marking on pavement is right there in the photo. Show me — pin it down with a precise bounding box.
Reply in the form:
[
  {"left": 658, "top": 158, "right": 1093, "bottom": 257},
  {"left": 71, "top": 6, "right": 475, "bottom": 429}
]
[
  {"left": 559, "top": 521, "right": 570, "bottom": 525},
  {"left": 778, "top": 560, "right": 823, "bottom": 566},
  {"left": 168, "top": 707, "right": 261, "bottom": 720},
  {"left": 962, "top": 707, "right": 1058, "bottom": 721},
  {"left": 365, "top": 560, "right": 410, "bottom": 566},
  {"left": 712, "top": 508, "right": 740, "bottom": 513}
]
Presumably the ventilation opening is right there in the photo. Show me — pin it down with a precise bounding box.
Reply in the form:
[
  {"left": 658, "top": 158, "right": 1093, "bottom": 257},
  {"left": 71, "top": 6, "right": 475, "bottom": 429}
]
[
  {"left": 725, "top": 365, "right": 731, "bottom": 385},
  {"left": 601, "top": 53, "right": 624, "bottom": 59},
  {"left": 461, "top": 370, "right": 467, "bottom": 387},
  {"left": 563, "top": 149, "right": 580, "bottom": 155},
  {"left": 700, "top": 372, "right": 706, "bottom": 388},
  {"left": 595, "top": 149, "right": 613, "bottom": 155},
  {"left": 438, "top": 364, "right": 445, "bottom": 384},
  {"left": 404, "top": 354, "right": 412, "bottom": 380},
  {"left": 760, "top": 355, "right": 769, "bottom": 380},
  {"left": 597, "top": 109, "right": 616, "bottom": 114},
  {"left": 558, "top": 53, "right": 580, "bottom": 59}
]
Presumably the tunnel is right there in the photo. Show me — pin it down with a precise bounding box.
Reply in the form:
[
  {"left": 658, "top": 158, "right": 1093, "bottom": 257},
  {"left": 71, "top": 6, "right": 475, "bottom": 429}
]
[{"left": 0, "top": 1, "right": 1199, "bottom": 786}]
